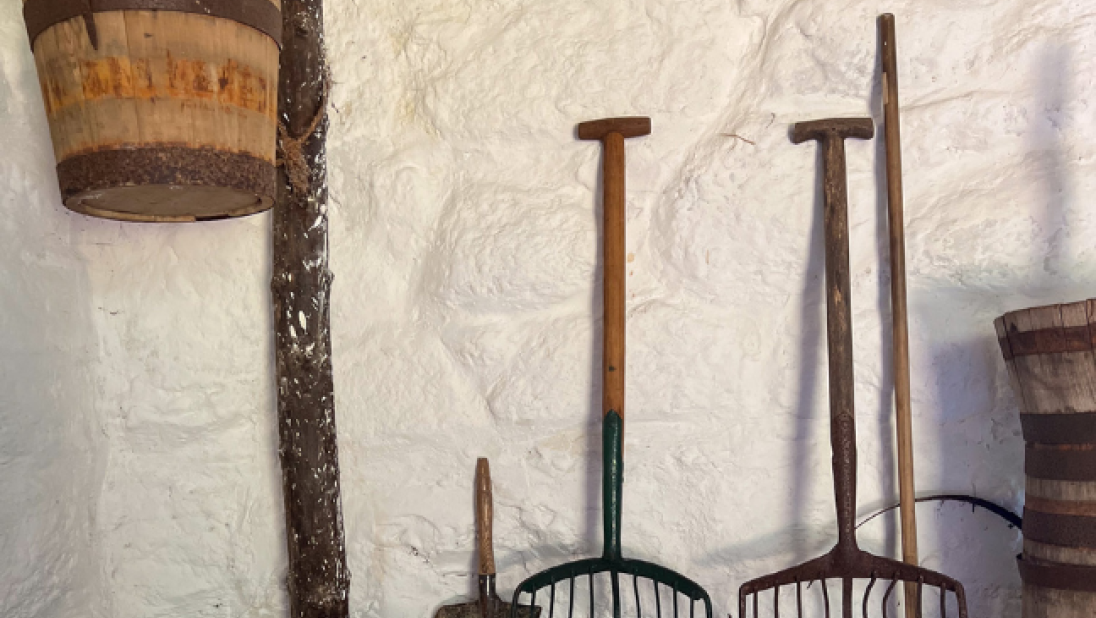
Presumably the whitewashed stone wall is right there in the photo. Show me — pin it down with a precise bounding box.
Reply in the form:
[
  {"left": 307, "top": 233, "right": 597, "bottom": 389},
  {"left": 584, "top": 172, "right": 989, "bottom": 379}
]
[{"left": 4, "top": 0, "right": 1096, "bottom": 616}]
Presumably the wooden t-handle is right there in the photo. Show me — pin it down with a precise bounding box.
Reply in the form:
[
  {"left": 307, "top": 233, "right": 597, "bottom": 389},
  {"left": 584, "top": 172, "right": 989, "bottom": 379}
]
[
  {"left": 475, "top": 458, "right": 495, "bottom": 576},
  {"left": 577, "top": 117, "right": 651, "bottom": 420}
]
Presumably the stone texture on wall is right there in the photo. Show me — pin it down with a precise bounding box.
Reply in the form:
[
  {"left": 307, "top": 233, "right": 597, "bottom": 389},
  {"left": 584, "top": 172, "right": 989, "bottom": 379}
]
[{"left": 5, "top": 0, "right": 1096, "bottom": 616}]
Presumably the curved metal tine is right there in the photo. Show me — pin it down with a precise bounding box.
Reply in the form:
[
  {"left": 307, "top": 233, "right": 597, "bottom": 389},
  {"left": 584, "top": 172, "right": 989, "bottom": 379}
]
[
  {"left": 917, "top": 580, "right": 924, "bottom": 618},
  {"left": 796, "top": 580, "right": 803, "bottom": 618},
  {"left": 568, "top": 576, "right": 575, "bottom": 618},
  {"left": 881, "top": 579, "right": 897, "bottom": 618},
  {"left": 774, "top": 585, "right": 779, "bottom": 618},
  {"left": 548, "top": 582, "right": 556, "bottom": 618},
  {"left": 863, "top": 576, "right": 877, "bottom": 618},
  {"left": 820, "top": 580, "right": 830, "bottom": 618}
]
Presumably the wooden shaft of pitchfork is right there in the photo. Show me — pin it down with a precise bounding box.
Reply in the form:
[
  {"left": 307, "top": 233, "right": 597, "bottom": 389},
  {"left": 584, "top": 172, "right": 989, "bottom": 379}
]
[{"left": 880, "top": 14, "right": 920, "bottom": 618}]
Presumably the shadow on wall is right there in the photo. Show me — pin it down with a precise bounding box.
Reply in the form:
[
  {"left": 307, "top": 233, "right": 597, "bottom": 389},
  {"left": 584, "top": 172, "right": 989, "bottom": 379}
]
[
  {"left": 890, "top": 42, "right": 1082, "bottom": 617},
  {"left": 0, "top": 50, "right": 105, "bottom": 618}
]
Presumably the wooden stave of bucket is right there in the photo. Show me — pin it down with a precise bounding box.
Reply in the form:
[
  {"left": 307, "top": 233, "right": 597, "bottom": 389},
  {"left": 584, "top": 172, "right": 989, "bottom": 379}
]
[
  {"left": 995, "top": 299, "right": 1096, "bottom": 618},
  {"left": 23, "top": 0, "right": 281, "bottom": 222}
]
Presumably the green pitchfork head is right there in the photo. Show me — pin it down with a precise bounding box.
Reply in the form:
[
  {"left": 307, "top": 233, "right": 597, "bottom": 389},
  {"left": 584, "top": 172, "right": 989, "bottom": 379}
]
[{"left": 509, "top": 413, "right": 713, "bottom": 618}]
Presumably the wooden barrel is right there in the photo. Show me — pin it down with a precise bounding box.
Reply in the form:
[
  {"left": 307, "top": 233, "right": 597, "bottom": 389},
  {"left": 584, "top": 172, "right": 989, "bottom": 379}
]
[
  {"left": 23, "top": 0, "right": 281, "bottom": 222},
  {"left": 995, "top": 300, "right": 1096, "bottom": 618}
]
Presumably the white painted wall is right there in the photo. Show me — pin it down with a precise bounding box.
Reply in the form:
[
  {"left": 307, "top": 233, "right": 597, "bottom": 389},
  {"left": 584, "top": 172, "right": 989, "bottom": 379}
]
[{"left": 4, "top": 0, "right": 1095, "bottom": 616}]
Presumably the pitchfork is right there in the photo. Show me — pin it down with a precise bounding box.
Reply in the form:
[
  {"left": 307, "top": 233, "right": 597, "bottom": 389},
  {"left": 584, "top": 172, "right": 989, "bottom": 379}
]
[
  {"left": 737, "top": 119, "right": 968, "bottom": 618},
  {"left": 510, "top": 117, "right": 714, "bottom": 618}
]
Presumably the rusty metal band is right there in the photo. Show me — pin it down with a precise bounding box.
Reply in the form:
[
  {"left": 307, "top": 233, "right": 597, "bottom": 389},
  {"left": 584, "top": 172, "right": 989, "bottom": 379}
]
[
  {"left": 998, "top": 324, "right": 1095, "bottom": 360},
  {"left": 1018, "top": 555, "right": 1096, "bottom": 592},
  {"left": 57, "top": 146, "right": 275, "bottom": 201},
  {"left": 1026, "top": 444, "right": 1096, "bottom": 481},
  {"left": 997, "top": 331, "right": 1016, "bottom": 361},
  {"left": 1022, "top": 412, "right": 1096, "bottom": 445},
  {"left": 1023, "top": 508, "right": 1096, "bottom": 549},
  {"left": 24, "top": 0, "right": 282, "bottom": 48}
]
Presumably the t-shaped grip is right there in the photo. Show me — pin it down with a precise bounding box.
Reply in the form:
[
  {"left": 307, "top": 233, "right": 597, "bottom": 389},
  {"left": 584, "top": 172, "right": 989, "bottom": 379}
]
[
  {"left": 791, "top": 117, "right": 874, "bottom": 144},
  {"left": 577, "top": 117, "right": 651, "bottom": 141}
]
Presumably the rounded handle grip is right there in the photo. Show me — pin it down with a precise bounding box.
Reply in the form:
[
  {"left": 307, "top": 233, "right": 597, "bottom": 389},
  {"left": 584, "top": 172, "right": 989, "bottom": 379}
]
[{"left": 475, "top": 458, "right": 495, "bottom": 576}]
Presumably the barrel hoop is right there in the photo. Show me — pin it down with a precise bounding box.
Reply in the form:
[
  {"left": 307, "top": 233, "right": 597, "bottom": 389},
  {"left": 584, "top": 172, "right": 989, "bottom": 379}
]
[
  {"left": 57, "top": 146, "right": 275, "bottom": 203},
  {"left": 998, "top": 325, "right": 1094, "bottom": 359},
  {"left": 1018, "top": 555, "right": 1096, "bottom": 592},
  {"left": 1022, "top": 412, "right": 1096, "bottom": 445},
  {"left": 1023, "top": 508, "right": 1096, "bottom": 549},
  {"left": 24, "top": 0, "right": 282, "bottom": 49},
  {"left": 1026, "top": 496, "right": 1096, "bottom": 518},
  {"left": 1026, "top": 444, "right": 1096, "bottom": 481}
]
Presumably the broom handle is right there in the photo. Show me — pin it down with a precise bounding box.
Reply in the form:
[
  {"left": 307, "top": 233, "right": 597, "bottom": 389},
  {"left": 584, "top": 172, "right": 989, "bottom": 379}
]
[{"left": 880, "top": 14, "right": 920, "bottom": 618}]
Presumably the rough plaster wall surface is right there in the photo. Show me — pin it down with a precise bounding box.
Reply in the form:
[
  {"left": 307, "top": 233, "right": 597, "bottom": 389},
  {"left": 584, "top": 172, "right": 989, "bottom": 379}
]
[{"left": 3, "top": 0, "right": 1096, "bottom": 616}]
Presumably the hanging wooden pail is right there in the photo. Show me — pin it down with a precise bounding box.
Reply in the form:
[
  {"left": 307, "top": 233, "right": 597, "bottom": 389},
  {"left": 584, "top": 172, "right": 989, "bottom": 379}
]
[
  {"left": 23, "top": 0, "right": 281, "bottom": 222},
  {"left": 995, "top": 300, "right": 1096, "bottom": 618}
]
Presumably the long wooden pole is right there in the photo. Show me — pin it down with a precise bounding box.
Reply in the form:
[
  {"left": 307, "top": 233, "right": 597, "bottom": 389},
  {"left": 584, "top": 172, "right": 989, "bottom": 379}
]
[
  {"left": 879, "top": 14, "right": 919, "bottom": 618},
  {"left": 272, "top": 0, "right": 350, "bottom": 614}
]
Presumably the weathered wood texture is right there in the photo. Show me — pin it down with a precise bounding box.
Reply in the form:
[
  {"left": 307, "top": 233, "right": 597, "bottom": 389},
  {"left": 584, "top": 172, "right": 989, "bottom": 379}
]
[
  {"left": 996, "top": 300, "right": 1096, "bottom": 618},
  {"left": 271, "top": 0, "right": 348, "bottom": 614},
  {"left": 26, "top": 2, "right": 278, "bottom": 221}
]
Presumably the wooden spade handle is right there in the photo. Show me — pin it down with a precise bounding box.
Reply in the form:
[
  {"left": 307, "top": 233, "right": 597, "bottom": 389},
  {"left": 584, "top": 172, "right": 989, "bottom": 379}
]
[
  {"left": 602, "top": 131, "right": 627, "bottom": 420},
  {"left": 576, "top": 117, "right": 650, "bottom": 420},
  {"left": 476, "top": 458, "right": 495, "bottom": 576}
]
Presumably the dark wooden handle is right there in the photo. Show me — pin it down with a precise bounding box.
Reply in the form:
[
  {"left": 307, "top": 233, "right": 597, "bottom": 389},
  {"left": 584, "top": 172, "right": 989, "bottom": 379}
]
[
  {"left": 602, "top": 132, "right": 626, "bottom": 420},
  {"left": 819, "top": 134, "right": 859, "bottom": 550},
  {"left": 475, "top": 458, "right": 495, "bottom": 576}
]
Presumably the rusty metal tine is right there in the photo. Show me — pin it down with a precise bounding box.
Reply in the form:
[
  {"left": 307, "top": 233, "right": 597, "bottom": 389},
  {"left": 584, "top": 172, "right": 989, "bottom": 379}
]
[
  {"left": 797, "top": 580, "right": 803, "bottom": 618},
  {"left": 821, "top": 580, "right": 830, "bottom": 618},
  {"left": 882, "top": 579, "right": 897, "bottom": 618},
  {"left": 864, "top": 576, "right": 876, "bottom": 618},
  {"left": 842, "top": 578, "right": 852, "bottom": 618}
]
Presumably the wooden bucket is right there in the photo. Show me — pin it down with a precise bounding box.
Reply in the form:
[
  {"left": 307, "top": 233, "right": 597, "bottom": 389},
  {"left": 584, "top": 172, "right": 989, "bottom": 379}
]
[
  {"left": 23, "top": 0, "right": 281, "bottom": 222},
  {"left": 995, "top": 300, "right": 1096, "bottom": 618}
]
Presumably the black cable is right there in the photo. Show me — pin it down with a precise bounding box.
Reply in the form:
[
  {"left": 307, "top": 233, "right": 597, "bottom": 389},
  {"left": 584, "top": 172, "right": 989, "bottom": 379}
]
[{"left": 856, "top": 493, "right": 1023, "bottom": 530}]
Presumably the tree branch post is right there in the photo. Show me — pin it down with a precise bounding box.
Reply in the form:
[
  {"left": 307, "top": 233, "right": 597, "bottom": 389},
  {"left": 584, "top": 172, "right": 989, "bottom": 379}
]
[{"left": 272, "top": 0, "right": 349, "bottom": 616}]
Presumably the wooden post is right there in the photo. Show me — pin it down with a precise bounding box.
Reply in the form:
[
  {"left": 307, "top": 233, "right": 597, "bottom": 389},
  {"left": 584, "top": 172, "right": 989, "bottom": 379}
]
[{"left": 271, "top": 0, "right": 349, "bottom": 615}]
